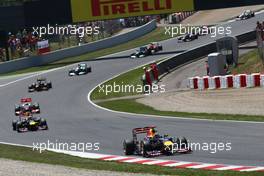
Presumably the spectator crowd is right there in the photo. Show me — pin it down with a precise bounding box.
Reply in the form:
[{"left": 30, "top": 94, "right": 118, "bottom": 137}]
[
  {"left": 120, "top": 16, "right": 153, "bottom": 27},
  {"left": 8, "top": 29, "right": 38, "bottom": 58},
  {"left": 0, "top": 20, "right": 122, "bottom": 61},
  {"left": 0, "top": 29, "right": 39, "bottom": 61},
  {"left": 0, "top": 16, "right": 155, "bottom": 62}
]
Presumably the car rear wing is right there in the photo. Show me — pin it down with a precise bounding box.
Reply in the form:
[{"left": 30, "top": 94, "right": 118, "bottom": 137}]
[
  {"left": 132, "top": 126, "right": 156, "bottom": 141},
  {"left": 37, "top": 77, "right": 46, "bottom": 81},
  {"left": 21, "top": 98, "right": 32, "bottom": 103},
  {"left": 132, "top": 126, "right": 156, "bottom": 134}
]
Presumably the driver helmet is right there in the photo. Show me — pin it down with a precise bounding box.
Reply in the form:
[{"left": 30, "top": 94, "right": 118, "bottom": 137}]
[
  {"left": 24, "top": 111, "right": 31, "bottom": 117},
  {"left": 147, "top": 128, "right": 156, "bottom": 138}
]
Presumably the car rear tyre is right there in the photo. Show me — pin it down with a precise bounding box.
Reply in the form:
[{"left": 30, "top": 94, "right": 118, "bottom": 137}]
[
  {"left": 48, "top": 82, "right": 52, "bottom": 89},
  {"left": 88, "top": 67, "right": 92, "bottom": 73},
  {"left": 16, "top": 122, "right": 22, "bottom": 133},
  {"left": 123, "top": 139, "right": 135, "bottom": 155},
  {"left": 140, "top": 141, "right": 149, "bottom": 158},
  {"left": 12, "top": 120, "right": 17, "bottom": 131},
  {"left": 40, "top": 118, "right": 48, "bottom": 130}
]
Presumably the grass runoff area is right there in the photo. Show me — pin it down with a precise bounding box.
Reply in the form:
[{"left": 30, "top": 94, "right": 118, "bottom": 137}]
[
  {"left": 93, "top": 49, "right": 264, "bottom": 122},
  {"left": 91, "top": 65, "right": 145, "bottom": 100},
  {"left": 0, "top": 144, "right": 262, "bottom": 176},
  {"left": 0, "top": 27, "right": 172, "bottom": 77},
  {"left": 231, "top": 49, "right": 264, "bottom": 74},
  {"left": 98, "top": 99, "right": 264, "bottom": 122}
]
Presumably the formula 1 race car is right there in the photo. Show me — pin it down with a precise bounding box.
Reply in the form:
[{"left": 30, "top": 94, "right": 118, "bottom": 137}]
[
  {"left": 237, "top": 10, "right": 255, "bottom": 20},
  {"left": 130, "top": 46, "right": 151, "bottom": 59},
  {"left": 147, "top": 42, "right": 163, "bottom": 54},
  {"left": 68, "top": 63, "right": 92, "bottom": 76},
  {"left": 14, "top": 98, "right": 40, "bottom": 116},
  {"left": 123, "top": 126, "right": 191, "bottom": 157},
  {"left": 178, "top": 33, "right": 198, "bottom": 42},
  {"left": 12, "top": 113, "right": 48, "bottom": 133},
  {"left": 28, "top": 78, "right": 52, "bottom": 92}
]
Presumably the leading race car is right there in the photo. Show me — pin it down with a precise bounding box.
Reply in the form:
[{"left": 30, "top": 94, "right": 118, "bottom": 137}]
[
  {"left": 147, "top": 42, "right": 163, "bottom": 54},
  {"left": 130, "top": 46, "right": 151, "bottom": 59},
  {"left": 123, "top": 126, "right": 192, "bottom": 157},
  {"left": 68, "top": 63, "right": 92, "bottom": 76},
  {"left": 12, "top": 112, "right": 48, "bottom": 133},
  {"left": 14, "top": 98, "right": 40, "bottom": 116},
  {"left": 178, "top": 33, "right": 198, "bottom": 42},
  {"left": 28, "top": 78, "right": 52, "bottom": 92},
  {"left": 237, "top": 10, "right": 255, "bottom": 20}
]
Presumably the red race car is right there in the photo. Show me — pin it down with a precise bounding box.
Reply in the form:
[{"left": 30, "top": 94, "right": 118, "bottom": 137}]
[
  {"left": 147, "top": 42, "right": 163, "bottom": 54},
  {"left": 14, "top": 98, "right": 40, "bottom": 116}
]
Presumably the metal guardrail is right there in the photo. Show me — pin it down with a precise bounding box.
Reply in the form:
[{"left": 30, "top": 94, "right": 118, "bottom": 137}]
[{"left": 157, "top": 30, "right": 256, "bottom": 76}]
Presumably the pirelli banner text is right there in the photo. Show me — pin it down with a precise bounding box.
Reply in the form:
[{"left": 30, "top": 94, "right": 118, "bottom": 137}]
[
  {"left": 71, "top": 0, "right": 193, "bottom": 22},
  {"left": 10, "top": 0, "right": 264, "bottom": 29},
  {"left": 70, "top": 0, "right": 264, "bottom": 22}
]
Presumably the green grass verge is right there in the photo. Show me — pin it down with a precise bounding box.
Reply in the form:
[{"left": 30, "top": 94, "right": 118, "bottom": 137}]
[
  {"left": 0, "top": 144, "right": 262, "bottom": 176},
  {"left": 91, "top": 65, "right": 146, "bottom": 100},
  {"left": 0, "top": 27, "right": 171, "bottom": 77},
  {"left": 91, "top": 47, "right": 264, "bottom": 122},
  {"left": 231, "top": 49, "right": 264, "bottom": 74},
  {"left": 97, "top": 99, "right": 264, "bottom": 122}
]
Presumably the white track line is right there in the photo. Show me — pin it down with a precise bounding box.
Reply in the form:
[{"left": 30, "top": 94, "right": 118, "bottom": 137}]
[
  {"left": 215, "top": 165, "right": 244, "bottom": 171},
  {"left": 142, "top": 160, "right": 169, "bottom": 165},
  {"left": 103, "top": 156, "right": 128, "bottom": 161},
  {"left": 87, "top": 85, "right": 264, "bottom": 124},
  {"left": 188, "top": 163, "right": 218, "bottom": 169},
  {"left": 0, "top": 66, "right": 72, "bottom": 87},
  {"left": 121, "top": 158, "right": 147, "bottom": 163},
  {"left": 240, "top": 167, "right": 264, "bottom": 172}
]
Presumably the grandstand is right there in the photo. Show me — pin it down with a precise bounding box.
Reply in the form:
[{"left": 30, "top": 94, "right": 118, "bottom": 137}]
[{"left": 0, "top": 0, "right": 36, "bottom": 6}]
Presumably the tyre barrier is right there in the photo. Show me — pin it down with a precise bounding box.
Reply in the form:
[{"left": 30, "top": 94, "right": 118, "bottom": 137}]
[
  {"left": 177, "top": 11, "right": 196, "bottom": 22},
  {"left": 169, "top": 11, "right": 196, "bottom": 24},
  {"left": 189, "top": 73, "right": 262, "bottom": 90}
]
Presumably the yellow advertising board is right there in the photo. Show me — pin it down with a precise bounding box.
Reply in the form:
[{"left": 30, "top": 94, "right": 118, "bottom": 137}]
[{"left": 71, "top": 0, "right": 194, "bottom": 22}]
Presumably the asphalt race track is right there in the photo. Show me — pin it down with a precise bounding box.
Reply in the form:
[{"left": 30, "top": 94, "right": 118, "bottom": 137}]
[{"left": 0, "top": 13, "right": 264, "bottom": 166}]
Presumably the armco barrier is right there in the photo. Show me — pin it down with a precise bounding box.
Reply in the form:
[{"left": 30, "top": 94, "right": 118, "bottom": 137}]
[
  {"left": 157, "top": 42, "right": 216, "bottom": 75},
  {"left": 0, "top": 20, "right": 156, "bottom": 74},
  {"left": 141, "top": 30, "right": 256, "bottom": 87},
  {"left": 157, "top": 30, "right": 256, "bottom": 76}
]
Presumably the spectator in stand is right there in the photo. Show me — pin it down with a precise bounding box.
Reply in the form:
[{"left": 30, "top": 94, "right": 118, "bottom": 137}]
[
  {"left": 2, "top": 19, "right": 134, "bottom": 60},
  {"left": 8, "top": 34, "right": 16, "bottom": 58},
  {"left": 0, "top": 47, "right": 5, "bottom": 61},
  {"left": 5, "top": 29, "right": 39, "bottom": 59},
  {"left": 123, "top": 16, "right": 152, "bottom": 27},
  {"left": 29, "top": 34, "right": 37, "bottom": 51}
]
